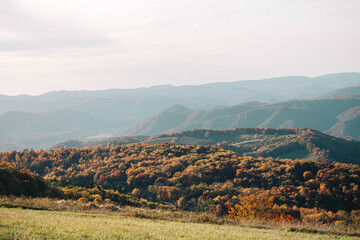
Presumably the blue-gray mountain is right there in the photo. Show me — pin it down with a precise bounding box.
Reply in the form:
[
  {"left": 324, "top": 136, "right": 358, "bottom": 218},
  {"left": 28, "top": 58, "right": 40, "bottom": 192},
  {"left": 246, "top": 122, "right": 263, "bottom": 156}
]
[
  {"left": 1, "top": 72, "right": 359, "bottom": 119},
  {"left": 317, "top": 85, "right": 360, "bottom": 99},
  {"left": 124, "top": 95, "right": 360, "bottom": 140},
  {"left": 0, "top": 72, "right": 359, "bottom": 151}
]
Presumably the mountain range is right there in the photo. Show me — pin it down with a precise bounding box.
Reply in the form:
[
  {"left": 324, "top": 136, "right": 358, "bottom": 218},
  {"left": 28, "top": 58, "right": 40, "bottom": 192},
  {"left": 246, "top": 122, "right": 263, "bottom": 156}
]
[
  {"left": 0, "top": 72, "right": 359, "bottom": 151},
  {"left": 1, "top": 73, "right": 359, "bottom": 120},
  {"left": 124, "top": 95, "right": 360, "bottom": 140}
]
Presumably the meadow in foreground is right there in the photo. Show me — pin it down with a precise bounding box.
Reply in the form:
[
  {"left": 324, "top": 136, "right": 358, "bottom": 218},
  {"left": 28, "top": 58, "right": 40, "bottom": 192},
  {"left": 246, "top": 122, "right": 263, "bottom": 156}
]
[{"left": 0, "top": 207, "right": 359, "bottom": 240}]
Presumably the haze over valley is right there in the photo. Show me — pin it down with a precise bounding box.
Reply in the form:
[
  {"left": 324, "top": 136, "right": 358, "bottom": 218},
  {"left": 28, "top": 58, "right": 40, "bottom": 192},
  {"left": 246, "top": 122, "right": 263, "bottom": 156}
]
[{"left": 0, "top": 72, "right": 359, "bottom": 151}]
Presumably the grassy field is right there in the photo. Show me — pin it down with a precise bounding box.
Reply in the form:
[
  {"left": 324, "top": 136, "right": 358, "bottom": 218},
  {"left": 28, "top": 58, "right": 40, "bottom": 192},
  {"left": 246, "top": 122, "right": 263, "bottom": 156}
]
[
  {"left": 278, "top": 149, "right": 319, "bottom": 161},
  {"left": 0, "top": 207, "right": 359, "bottom": 240}
]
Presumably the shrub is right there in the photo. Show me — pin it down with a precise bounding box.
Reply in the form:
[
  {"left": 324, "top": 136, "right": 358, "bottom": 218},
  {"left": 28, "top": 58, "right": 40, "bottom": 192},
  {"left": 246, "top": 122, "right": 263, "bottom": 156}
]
[{"left": 77, "top": 197, "right": 89, "bottom": 203}]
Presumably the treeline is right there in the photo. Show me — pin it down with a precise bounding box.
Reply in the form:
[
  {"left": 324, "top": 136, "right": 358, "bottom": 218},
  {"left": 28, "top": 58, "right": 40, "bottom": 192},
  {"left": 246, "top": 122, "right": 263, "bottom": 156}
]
[
  {"left": 0, "top": 161, "right": 173, "bottom": 210},
  {"left": 235, "top": 128, "right": 360, "bottom": 164},
  {"left": 52, "top": 136, "right": 148, "bottom": 149},
  {"left": 156, "top": 127, "right": 360, "bottom": 164},
  {"left": 157, "top": 128, "right": 360, "bottom": 164},
  {"left": 0, "top": 161, "right": 51, "bottom": 197},
  {"left": 52, "top": 128, "right": 360, "bottom": 164},
  {"left": 1, "top": 143, "right": 360, "bottom": 218}
]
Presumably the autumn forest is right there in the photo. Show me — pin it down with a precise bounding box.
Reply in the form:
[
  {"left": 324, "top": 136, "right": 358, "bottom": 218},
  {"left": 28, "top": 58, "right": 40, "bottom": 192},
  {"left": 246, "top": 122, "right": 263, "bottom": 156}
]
[{"left": 1, "top": 141, "right": 360, "bottom": 226}]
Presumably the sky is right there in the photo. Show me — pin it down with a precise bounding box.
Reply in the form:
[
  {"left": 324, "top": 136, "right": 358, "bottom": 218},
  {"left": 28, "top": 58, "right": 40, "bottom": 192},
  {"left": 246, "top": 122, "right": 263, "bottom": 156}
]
[{"left": 0, "top": 0, "right": 359, "bottom": 96}]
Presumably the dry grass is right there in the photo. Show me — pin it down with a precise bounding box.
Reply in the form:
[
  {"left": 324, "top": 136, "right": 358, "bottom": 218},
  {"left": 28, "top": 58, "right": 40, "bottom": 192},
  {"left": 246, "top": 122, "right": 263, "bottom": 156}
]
[
  {"left": 1, "top": 207, "right": 360, "bottom": 240},
  {"left": 0, "top": 196, "right": 359, "bottom": 239}
]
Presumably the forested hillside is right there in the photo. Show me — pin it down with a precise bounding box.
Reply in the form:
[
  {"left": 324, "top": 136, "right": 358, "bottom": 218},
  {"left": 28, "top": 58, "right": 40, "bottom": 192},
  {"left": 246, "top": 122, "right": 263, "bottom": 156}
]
[
  {"left": 318, "top": 85, "right": 360, "bottom": 99},
  {"left": 0, "top": 161, "right": 173, "bottom": 210},
  {"left": 145, "top": 128, "right": 360, "bottom": 164},
  {"left": 124, "top": 95, "right": 360, "bottom": 140},
  {"left": 2, "top": 144, "right": 360, "bottom": 220},
  {"left": 0, "top": 161, "right": 50, "bottom": 197},
  {"left": 54, "top": 128, "right": 360, "bottom": 164},
  {"left": 52, "top": 136, "right": 147, "bottom": 149}
]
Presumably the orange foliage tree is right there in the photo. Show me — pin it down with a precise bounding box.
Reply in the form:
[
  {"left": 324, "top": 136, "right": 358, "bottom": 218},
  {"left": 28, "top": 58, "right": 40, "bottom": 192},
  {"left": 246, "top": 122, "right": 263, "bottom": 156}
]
[
  {"left": 228, "top": 194, "right": 275, "bottom": 220},
  {"left": 227, "top": 194, "right": 292, "bottom": 221}
]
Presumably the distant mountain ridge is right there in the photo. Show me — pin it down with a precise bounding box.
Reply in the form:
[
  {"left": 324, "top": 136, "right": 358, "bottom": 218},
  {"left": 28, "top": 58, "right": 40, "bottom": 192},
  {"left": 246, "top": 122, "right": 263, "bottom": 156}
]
[
  {"left": 124, "top": 95, "right": 360, "bottom": 140},
  {"left": 1, "top": 72, "right": 360, "bottom": 151},
  {"left": 318, "top": 85, "right": 360, "bottom": 99},
  {"left": 1, "top": 73, "right": 360, "bottom": 118}
]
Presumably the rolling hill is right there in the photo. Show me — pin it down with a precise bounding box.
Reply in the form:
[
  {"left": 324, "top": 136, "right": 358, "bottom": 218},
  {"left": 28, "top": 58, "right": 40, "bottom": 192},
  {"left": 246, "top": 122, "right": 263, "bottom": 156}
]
[
  {"left": 124, "top": 95, "right": 360, "bottom": 140},
  {"left": 53, "top": 127, "right": 360, "bottom": 165},
  {"left": 325, "top": 106, "right": 360, "bottom": 139},
  {"left": 318, "top": 85, "right": 360, "bottom": 99}
]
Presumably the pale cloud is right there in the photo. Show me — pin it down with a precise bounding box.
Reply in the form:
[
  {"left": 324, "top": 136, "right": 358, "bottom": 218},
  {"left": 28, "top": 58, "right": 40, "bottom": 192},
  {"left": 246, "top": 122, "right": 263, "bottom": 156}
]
[
  {"left": 0, "top": 1, "right": 110, "bottom": 52},
  {"left": 0, "top": 0, "right": 359, "bottom": 95}
]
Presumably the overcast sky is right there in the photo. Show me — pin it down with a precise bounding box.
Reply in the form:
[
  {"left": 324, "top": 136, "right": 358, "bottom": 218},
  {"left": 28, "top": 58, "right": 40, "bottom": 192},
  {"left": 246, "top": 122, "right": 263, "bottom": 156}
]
[{"left": 1, "top": 0, "right": 359, "bottom": 95}]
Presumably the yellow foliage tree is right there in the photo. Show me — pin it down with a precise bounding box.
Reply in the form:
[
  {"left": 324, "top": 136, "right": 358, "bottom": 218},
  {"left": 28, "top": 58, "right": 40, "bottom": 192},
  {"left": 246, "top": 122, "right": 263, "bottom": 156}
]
[
  {"left": 132, "top": 188, "right": 140, "bottom": 196},
  {"left": 227, "top": 194, "right": 276, "bottom": 220},
  {"left": 93, "top": 197, "right": 103, "bottom": 205},
  {"left": 77, "top": 197, "right": 89, "bottom": 203}
]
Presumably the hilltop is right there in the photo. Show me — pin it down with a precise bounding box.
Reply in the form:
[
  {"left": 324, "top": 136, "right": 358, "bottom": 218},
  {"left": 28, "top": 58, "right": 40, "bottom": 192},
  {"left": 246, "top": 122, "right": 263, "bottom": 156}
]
[
  {"left": 53, "top": 127, "right": 360, "bottom": 165},
  {"left": 318, "top": 85, "right": 360, "bottom": 99},
  {"left": 124, "top": 95, "right": 360, "bottom": 140}
]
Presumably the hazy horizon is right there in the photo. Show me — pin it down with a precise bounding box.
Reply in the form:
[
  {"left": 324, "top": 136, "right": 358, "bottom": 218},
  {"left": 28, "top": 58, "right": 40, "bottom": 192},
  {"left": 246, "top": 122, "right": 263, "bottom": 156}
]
[
  {"left": 1, "top": 71, "right": 358, "bottom": 97},
  {"left": 1, "top": 0, "right": 360, "bottom": 95}
]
